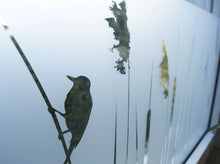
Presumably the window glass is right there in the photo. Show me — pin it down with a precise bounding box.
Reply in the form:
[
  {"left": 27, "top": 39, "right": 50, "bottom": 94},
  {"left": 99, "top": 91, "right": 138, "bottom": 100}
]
[{"left": 0, "top": 0, "right": 219, "bottom": 164}]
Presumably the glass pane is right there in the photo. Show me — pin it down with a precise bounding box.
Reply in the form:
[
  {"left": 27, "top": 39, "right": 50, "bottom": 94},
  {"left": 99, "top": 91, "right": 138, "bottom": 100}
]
[
  {"left": 212, "top": 0, "right": 220, "bottom": 17},
  {"left": 0, "top": 0, "right": 219, "bottom": 164},
  {"left": 186, "top": 0, "right": 214, "bottom": 13}
]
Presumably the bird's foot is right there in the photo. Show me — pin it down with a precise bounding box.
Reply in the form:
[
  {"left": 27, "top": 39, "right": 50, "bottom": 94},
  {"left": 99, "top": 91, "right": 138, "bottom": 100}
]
[
  {"left": 58, "top": 130, "right": 70, "bottom": 140},
  {"left": 58, "top": 133, "right": 62, "bottom": 140}
]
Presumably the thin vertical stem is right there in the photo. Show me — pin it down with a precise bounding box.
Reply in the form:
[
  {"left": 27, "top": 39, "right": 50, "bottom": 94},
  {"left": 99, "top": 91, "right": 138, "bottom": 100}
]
[
  {"left": 146, "top": 63, "right": 153, "bottom": 146},
  {"left": 114, "top": 102, "right": 118, "bottom": 164},
  {"left": 148, "top": 63, "right": 153, "bottom": 109},
  {"left": 144, "top": 63, "right": 153, "bottom": 164},
  {"left": 135, "top": 105, "right": 138, "bottom": 164},
  {"left": 126, "top": 58, "right": 130, "bottom": 163},
  {"left": 2, "top": 24, "right": 71, "bottom": 164},
  {"left": 210, "top": 0, "right": 214, "bottom": 13}
]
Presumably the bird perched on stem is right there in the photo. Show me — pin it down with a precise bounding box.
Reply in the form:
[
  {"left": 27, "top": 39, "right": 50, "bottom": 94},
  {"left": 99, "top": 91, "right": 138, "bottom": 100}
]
[{"left": 52, "top": 75, "right": 92, "bottom": 164}]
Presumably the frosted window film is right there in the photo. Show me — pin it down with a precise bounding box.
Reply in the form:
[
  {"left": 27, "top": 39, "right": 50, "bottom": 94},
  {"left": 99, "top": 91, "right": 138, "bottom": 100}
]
[{"left": 0, "top": 0, "right": 219, "bottom": 164}]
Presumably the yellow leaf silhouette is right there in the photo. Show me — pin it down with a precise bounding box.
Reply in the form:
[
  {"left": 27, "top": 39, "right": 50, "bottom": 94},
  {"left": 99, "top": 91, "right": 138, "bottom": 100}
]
[{"left": 159, "top": 40, "right": 169, "bottom": 98}]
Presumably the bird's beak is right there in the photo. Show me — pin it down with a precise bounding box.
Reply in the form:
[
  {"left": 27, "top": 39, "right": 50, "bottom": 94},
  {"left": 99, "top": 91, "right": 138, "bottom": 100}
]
[{"left": 67, "top": 75, "right": 75, "bottom": 82}]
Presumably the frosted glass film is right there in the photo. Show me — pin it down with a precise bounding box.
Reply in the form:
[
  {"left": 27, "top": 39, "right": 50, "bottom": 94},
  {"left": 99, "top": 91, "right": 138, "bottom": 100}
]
[
  {"left": 186, "top": 0, "right": 220, "bottom": 17},
  {"left": 212, "top": 0, "right": 220, "bottom": 17},
  {"left": 0, "top": 0, "right": 219, "bottom": 164}
]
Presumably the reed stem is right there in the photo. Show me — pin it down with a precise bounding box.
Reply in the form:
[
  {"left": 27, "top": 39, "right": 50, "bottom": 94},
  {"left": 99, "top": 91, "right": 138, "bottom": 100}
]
[
  {"left": 2, "top": 24, "right": 71, "bottom": 164},
  {"left": 125, "top": 59, "right": 130, "bottom": 163}
]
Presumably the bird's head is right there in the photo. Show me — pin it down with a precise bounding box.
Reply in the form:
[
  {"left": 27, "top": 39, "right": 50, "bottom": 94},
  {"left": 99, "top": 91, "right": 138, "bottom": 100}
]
[{"left": 67, "top": 75, "right": 91, "bottom": 90}]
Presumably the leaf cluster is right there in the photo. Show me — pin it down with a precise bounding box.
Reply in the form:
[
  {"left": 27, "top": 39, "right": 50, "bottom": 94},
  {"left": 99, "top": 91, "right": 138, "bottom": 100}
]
[{"left": 105, "top": 1, "right": 130, "bottom": 74}]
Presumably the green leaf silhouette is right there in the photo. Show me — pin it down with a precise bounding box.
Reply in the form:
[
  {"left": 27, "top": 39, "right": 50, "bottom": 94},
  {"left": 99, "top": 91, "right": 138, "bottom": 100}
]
[{"left": 105, "top": 1, "right": 130, "bottom": 74}]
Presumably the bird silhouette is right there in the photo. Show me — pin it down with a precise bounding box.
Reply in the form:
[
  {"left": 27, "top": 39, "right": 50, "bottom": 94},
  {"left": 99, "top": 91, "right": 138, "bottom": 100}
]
[{"left": 53, "top": 75, "right": 92, "bottom": 163}]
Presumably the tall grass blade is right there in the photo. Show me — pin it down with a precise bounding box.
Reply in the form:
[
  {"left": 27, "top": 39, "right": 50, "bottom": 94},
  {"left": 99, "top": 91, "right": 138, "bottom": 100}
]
[
  {"left": 114, "top": 102, "right": 118, "bottom": 164},
  {"left": 125, "top": 59, "right": 130, "bottom": 164},
  {"left": 144, "top": 63, "right": 153, "bottom": 164},
  {"left": 170, "top": 78, "right": 177, "bottom": 125},
  {"left": 136, "top": 106, "right": 139, "bottom": 164}
]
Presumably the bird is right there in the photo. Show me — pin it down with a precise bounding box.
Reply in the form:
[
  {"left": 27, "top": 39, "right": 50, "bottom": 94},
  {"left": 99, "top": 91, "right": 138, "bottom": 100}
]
[{"left": 53, "top": 75, "right": 92, "bottom": 163}]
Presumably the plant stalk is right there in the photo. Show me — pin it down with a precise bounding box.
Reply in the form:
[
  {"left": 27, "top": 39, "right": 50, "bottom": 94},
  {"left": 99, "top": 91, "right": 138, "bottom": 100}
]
[
  {"left": 125, "top": 59, "right": 130, "bottom": 163},
  {"left": 1, "top": 22, "right": 71, "bottom": 164}
]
